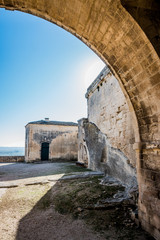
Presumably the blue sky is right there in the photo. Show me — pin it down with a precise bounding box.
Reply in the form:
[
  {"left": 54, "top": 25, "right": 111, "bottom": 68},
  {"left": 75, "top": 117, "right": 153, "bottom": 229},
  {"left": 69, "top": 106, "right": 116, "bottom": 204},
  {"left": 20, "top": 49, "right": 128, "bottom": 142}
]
[{"left": 0, "top": 8, "right": 105, "bottom": 147}]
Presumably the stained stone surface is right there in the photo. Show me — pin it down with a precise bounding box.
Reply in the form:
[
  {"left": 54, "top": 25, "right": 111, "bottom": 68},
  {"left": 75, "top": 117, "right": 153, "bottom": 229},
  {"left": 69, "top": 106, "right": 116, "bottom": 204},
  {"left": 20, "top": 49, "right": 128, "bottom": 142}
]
[
  {"left": 25, "top": 121, "right": 78, "bottom": 162},
  {"left": 0, "top": 0, "right": 160, "bottom": 238}
]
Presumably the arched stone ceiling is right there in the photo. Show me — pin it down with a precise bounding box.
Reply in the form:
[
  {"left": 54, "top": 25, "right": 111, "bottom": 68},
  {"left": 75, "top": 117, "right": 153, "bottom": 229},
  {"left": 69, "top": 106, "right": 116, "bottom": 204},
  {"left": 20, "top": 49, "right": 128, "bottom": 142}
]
[
  {"left": 121, "top": 0, "right": 160, "bottom": 57},
  {"left": 0, "top": 0, "right": 160, "bottom": 144}
]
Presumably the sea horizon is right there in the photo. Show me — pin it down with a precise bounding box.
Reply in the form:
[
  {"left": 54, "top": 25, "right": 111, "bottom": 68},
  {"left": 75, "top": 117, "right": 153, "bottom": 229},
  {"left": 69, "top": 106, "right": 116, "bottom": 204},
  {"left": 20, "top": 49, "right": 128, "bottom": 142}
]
[{"left": 0, "top": 147, "right": 25, "bottom": 156}]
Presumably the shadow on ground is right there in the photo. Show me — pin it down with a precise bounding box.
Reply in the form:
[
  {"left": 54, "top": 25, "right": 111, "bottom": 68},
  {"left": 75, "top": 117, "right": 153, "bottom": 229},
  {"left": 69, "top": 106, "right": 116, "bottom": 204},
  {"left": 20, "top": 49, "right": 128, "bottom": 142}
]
[
  {"left": 15, "top": 176, "right": 154, "bottom": 240},
  {"left": 0, "top": 162, "right": 90, "bottom": 182}
]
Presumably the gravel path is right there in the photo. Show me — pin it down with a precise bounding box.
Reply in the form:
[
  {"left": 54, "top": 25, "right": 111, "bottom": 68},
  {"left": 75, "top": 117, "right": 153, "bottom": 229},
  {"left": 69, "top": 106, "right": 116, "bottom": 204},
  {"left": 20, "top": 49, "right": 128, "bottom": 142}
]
[{"left": 0, "top": 162, "right": 106, "bottom": 240}]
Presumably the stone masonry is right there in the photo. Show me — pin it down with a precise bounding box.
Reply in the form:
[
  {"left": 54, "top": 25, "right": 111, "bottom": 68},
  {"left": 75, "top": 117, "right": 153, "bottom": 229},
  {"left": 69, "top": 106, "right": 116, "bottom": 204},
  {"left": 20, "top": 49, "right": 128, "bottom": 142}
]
[
  {"left": 0, "top": 0, "right": 159, "bottom": 238},
  {"left": 25, "top": 119, "right": 78, "bottom": 162},
  {"left": 78, "top": 67, "right": 137, "bottom": 187},
  {"left": 86, "top": 66, "right": 136, "bottom": 168}
]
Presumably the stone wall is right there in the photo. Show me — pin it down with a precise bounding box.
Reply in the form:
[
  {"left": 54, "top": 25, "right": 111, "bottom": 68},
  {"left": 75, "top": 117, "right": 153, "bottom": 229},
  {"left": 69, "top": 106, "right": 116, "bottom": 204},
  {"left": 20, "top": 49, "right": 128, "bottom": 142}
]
[
  {"left": 78, "top": 67, "right": 137, "bottom": 186},
  {"left": 0, "top": 156, "right": 25, "bottom": 163},
  {"left": 78, "top": 118, "right": 89, "bottom": 167},
  {"left": 78, "top": 118, "right": 137, "bottom": 187},
  {"left": 25, "top": 121, "right": 78, "bottom": 162},
  {"left": 86, "top": 66, "right": 136, "bottom": 168},
  {"left": 0, "top": 1, "right": 160, "bottom": 238}
]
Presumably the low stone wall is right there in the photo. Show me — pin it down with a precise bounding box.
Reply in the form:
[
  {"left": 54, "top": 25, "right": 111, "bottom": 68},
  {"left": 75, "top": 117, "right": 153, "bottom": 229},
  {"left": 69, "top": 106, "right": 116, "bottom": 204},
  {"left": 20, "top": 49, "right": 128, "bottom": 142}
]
[{"left": 0, "top": 156, "right": 25, "bottom": 163}]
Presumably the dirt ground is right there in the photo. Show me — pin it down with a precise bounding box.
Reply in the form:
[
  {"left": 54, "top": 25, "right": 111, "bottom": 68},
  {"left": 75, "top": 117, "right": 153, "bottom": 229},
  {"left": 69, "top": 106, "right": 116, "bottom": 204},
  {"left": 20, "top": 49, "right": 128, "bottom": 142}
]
[
  {"left": 0, "top": 162, "right": 154, "bottom": 240},
  {"left": 0, "top": 162, "right": 91, "bottom": 182}
]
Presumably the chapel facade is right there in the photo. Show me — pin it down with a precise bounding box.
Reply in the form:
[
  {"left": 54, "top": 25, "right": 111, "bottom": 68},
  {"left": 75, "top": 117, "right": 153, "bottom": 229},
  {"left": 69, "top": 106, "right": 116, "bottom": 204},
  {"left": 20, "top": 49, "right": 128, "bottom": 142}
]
[{"left": 25, "top": 118, "right": 78, "bottom": 162}]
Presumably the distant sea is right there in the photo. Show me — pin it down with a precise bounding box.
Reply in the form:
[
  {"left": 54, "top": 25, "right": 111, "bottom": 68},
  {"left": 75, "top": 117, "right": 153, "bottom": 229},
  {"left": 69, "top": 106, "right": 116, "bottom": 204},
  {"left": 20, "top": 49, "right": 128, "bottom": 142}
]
[{"left": 0, "top": 147, "right": 25, "bottom": 156}]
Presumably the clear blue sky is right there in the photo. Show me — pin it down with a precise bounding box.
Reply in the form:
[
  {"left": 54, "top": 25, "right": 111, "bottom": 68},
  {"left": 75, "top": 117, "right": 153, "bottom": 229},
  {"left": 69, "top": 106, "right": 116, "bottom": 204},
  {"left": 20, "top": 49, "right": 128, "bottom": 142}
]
[{"left": 0, "top": 8, "right": 105, "bottom": 147}]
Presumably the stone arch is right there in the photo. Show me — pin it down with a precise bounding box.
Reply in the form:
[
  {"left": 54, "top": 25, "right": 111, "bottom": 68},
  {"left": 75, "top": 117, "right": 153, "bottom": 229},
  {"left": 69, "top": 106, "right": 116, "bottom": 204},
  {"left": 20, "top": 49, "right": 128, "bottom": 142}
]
[
  {"left": 0, "top": 0, "right": 160, "bottom": 238},
  {"left": 121, "top": 0, "right": 160, "bottom": 57},
  {"left": 0, "top": 0, "right": 159, "bottom": 142}
]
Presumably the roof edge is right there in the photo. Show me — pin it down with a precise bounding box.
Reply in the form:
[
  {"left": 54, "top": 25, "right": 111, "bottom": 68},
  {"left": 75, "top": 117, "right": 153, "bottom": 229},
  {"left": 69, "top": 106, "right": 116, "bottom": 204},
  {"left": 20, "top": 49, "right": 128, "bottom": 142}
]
[
  {"left": 85, "top": 66, "right": 111, "bottom": 98},
  {"left": 25, "top": 120, "right": 78, "bottom": 127}
]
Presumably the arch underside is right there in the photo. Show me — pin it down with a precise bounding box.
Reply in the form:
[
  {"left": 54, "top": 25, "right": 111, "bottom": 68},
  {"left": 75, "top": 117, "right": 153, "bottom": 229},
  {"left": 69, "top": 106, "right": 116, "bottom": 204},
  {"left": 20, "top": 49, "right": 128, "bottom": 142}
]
[
  {"left": 0, "top": 0, "right": 159, "bottom": 144},
  {"left": 0, "top": 0, "right": 160, "bottom": 238},
  {"left": 121, "top": 0, "right": 160, "bottom": 58}
]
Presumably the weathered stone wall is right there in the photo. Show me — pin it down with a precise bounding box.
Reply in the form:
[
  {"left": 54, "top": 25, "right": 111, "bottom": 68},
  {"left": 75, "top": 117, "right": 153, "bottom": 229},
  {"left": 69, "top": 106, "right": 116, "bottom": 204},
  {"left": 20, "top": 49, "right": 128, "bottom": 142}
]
[
  {"left": 78, "top": 67, "right": 137, "bottom": 186},
  {"left": 86, "top": 67, "right": 136, "bottom": 168},
  {"left": 78, "top": 118, "right": 89, "bottom": 167},
  {"left": 25, "top": 123, "right": 78, "bottom": 162},
  {"left": 78, "top": 64, "right": 160, "bottom": 238},
  {"left": 0, "top": 156, "right": 25, "bottom": 163},
  {"left": 0, "top": 0, "right": 160, "bottom": 238},
  {"left": 121, "top": 0, "right": 160, "bottom": 57},
  {"left": 78, "top": 119, "right": 137, "bottom": 187}
]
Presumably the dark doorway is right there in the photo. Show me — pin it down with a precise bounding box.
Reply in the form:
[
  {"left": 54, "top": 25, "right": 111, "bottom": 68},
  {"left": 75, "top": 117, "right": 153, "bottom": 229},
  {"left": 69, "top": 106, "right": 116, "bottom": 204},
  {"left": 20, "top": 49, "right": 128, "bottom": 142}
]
[{"left": 41, "top": 142, "right": 49, "bottom": 161}]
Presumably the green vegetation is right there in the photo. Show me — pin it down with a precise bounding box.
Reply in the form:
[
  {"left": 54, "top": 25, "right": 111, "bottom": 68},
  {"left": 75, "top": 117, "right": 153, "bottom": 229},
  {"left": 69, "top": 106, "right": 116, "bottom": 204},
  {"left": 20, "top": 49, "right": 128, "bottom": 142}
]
[
  {"left": 52, "top": 176, "right": 124, "bottom": 216},
  {"left": 36, "top": 176, "right": 153, "bottom": 239}
]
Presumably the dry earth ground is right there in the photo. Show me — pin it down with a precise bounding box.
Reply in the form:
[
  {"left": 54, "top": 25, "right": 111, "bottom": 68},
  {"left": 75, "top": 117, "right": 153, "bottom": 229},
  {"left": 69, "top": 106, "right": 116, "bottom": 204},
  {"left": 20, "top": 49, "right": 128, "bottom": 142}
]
[{"left": 0, "top": 162, "right": 154, "bottom": 240}]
